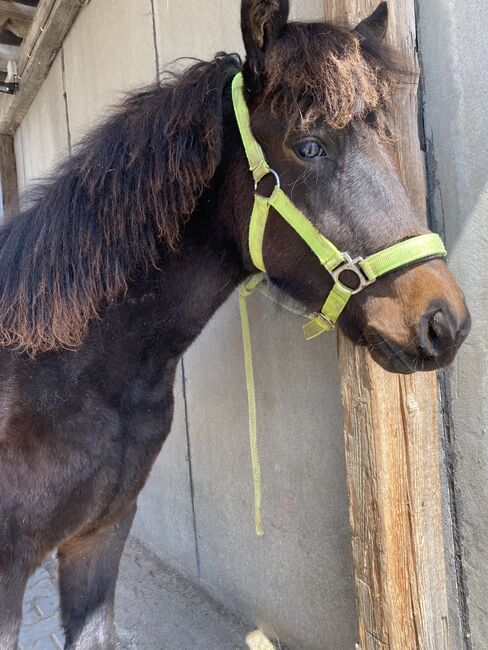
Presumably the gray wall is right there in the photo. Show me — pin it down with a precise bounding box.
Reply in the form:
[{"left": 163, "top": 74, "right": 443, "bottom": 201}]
[
  {"left": 418, "top": 1, "right": 488, "bottom": 647},
  {"left": 13, "top": 1, "right": 357, "bottom": 649}
]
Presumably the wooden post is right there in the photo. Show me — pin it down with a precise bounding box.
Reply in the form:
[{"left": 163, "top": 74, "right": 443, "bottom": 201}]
[
  {"left": 323, "top": 1, "right": 450, "bottom": 648},
  {"left": 0, "top": 133, "right": 18, "bottom": 220}
]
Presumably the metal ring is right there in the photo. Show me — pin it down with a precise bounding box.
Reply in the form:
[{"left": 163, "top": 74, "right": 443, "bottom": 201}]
[{"left": 254, "top": 168, "right": 281, "bottom": 192}]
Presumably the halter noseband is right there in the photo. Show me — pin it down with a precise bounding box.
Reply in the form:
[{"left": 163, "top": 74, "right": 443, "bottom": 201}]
[{"left": 232, "top": 72, "right": 447, "bottom": 340}]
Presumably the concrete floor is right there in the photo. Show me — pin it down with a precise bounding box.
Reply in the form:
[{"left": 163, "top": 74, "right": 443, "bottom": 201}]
[
  {"left": 116, "top": 537, "right": 253, "bottom": 649},
  {"left": 20, "top": 536, "right": 280, "bottom": 650}
]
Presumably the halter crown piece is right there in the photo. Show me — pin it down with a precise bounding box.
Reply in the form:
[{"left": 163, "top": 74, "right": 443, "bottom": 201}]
[{"left": 231, "top": 72, "right": 447, "bottom": 339}]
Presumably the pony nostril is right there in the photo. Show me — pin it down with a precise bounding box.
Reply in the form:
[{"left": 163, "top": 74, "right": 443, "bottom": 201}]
[
  {"left": 427, "top": 313, "right": 443, "bottom": 350},
  {"left": 418, "top": 307, "right": 460, "bottom": 361}
]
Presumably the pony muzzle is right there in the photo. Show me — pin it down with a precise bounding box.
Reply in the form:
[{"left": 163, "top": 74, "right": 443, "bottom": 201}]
[{"left": 362, "top": 259, "right": 471, "bottom": 373}]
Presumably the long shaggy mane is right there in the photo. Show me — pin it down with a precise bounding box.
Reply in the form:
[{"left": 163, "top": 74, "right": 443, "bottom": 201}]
[{"left": 0, "top": 54, "right": 241, "bottom": 354}]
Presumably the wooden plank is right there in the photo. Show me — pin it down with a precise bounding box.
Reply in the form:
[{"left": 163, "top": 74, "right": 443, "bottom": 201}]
[
  {"left": 323, "top": 1, "right": 450, "bottom": 648},
  {"left": 0, "top": 133, "right": 18, "bottom": 219},
  {"left": 0, "top": 0, "right": 36, "bottom": 22},
  {"left": 0, "top": 0, "right": 36, "bottom": 38},
  {"left": 0, "top": 0, "right": 82, "bottom": 135},
  {"left": 0, "top": 42, "right": 20, "bottom": 63},
  {"left": 339, "top": 339, "right": 450, "bottom": 648}
]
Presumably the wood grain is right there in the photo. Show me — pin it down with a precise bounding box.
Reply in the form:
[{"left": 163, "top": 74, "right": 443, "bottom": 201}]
[
  {"left": 0, "top": 42, "right": 20, "bottom": 66},
  {"left": 0, "top": 133, "right": 18, "bottom": 219},
  {"left": 339, "top": 337, "right": 449, "bottom": 649},
  {"left": 323, "top": 1, "right": 450, "bottom": 648},
  {"left": 0, "top": 0, "right": 36, "bottom": 38},
  {"left": 0, "top": 0, "right": 82, "bottom": 135}
]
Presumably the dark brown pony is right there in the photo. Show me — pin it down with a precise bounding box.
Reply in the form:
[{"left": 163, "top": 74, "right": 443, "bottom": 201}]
[{"left": 0, "top": 1, "right": 470, "bottom": 648}]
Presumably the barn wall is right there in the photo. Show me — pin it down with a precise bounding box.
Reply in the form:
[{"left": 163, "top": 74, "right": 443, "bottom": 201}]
[
  {"left": 13, "top": 1, "right": 357, "bottom": 649},
  {"left": 14, "top": 54, "right": 68, "bottom": 192},
  {"left": 418, "top": 1, "right": 488, "bottom": 646}
]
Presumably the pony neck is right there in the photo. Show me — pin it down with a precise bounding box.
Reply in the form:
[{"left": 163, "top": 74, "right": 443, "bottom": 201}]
[{"left": 0, "top": 56, "right": 248, "bottom": 356}]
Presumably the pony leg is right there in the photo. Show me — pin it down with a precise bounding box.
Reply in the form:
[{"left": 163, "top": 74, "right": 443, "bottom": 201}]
[
  {"left": 0, "top": 558, "right": 32, "bottom": 650},
  {"left": 57, "top": 504, "right": 136, "bottom": 650}
]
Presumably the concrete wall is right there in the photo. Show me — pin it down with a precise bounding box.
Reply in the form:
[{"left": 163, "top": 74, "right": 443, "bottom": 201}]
[
  {"left": 14, "top": 54, "right": 68, "bottom": 191},
  {"left": 13, "top": 2, "right": 357, "bottom": 649},
  {"left": 418, "top": 1, "right": 488, "bottom": 647}
]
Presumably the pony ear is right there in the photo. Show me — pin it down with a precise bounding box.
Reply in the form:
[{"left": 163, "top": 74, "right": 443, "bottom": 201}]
[
  {"left": 241, "top": 0, "right": 290, "bottom": 92},
  {"left": 355, "top": 2, "right": 388, "bottom": 40}
]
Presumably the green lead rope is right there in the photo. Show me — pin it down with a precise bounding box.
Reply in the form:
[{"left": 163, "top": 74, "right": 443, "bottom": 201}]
[{"left": 239, "top": 275, "right": 266, "bottom": 537}]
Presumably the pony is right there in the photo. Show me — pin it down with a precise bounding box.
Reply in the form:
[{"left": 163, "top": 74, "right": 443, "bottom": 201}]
[{"left": 0, "top": 1, "right": 470, "bottom": 648}]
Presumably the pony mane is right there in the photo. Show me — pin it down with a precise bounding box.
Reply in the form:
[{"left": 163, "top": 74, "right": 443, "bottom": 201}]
[
  {"left": 0, "top": 53, "right": 241, "bottom": 355},
  {"left": 262, "top": 21, "right": 399, "bottom": 133}
]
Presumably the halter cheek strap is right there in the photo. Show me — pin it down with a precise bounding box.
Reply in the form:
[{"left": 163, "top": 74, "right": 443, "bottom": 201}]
[{"left": 232, "top": 72, "right": 447, "bottom": 340}]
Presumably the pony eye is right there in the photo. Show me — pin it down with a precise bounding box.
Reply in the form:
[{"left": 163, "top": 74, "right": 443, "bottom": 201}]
[
  {"left": 295, "top": 139, "right": 327, "bottom": 160},
  {"left": 365, "top": 111, "right": 377, "bottom": 126}
]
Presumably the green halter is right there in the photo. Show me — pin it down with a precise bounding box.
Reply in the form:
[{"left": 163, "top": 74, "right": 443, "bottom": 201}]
[{"left": 232, "top": 72, "right": 447, "bottom": 340}]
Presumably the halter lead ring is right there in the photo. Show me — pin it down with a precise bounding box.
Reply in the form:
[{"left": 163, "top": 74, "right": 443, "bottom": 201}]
[
  {"left": 255, "top": 168, "right": 281, "bottom": 192},
  {"left": 232, "top": 73, "right": 447, "bottom": 340}
]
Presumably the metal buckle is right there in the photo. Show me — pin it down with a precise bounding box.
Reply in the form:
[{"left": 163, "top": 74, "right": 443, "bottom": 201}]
[
  {"left": 314, "top": 312, "right": 336, "bottom": 329},
  {"left": 331, "top": 253, "right": 376, "bottom": 295}
]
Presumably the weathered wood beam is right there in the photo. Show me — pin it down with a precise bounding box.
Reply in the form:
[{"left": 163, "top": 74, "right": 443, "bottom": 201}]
[
  {"left": 0, "top": 133, "right": 18, "bottom": 220},
  {"left": 323, "top": 1, "right": 450, "bottom": 648},
  {"left": 339, "top": 341, "right": 450, "bottom": 648},
  {"left": 0, "top": 0, "right": 36, "bottom": 38},
  {"left": 0, "top": 0, "right": 83, "bottom": 135},
  {"left": 0, "top": 43, "right": 19, "bottom": 74},
  {"left": 0, "top": 42, "right": 20, "bottom": 65}
]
